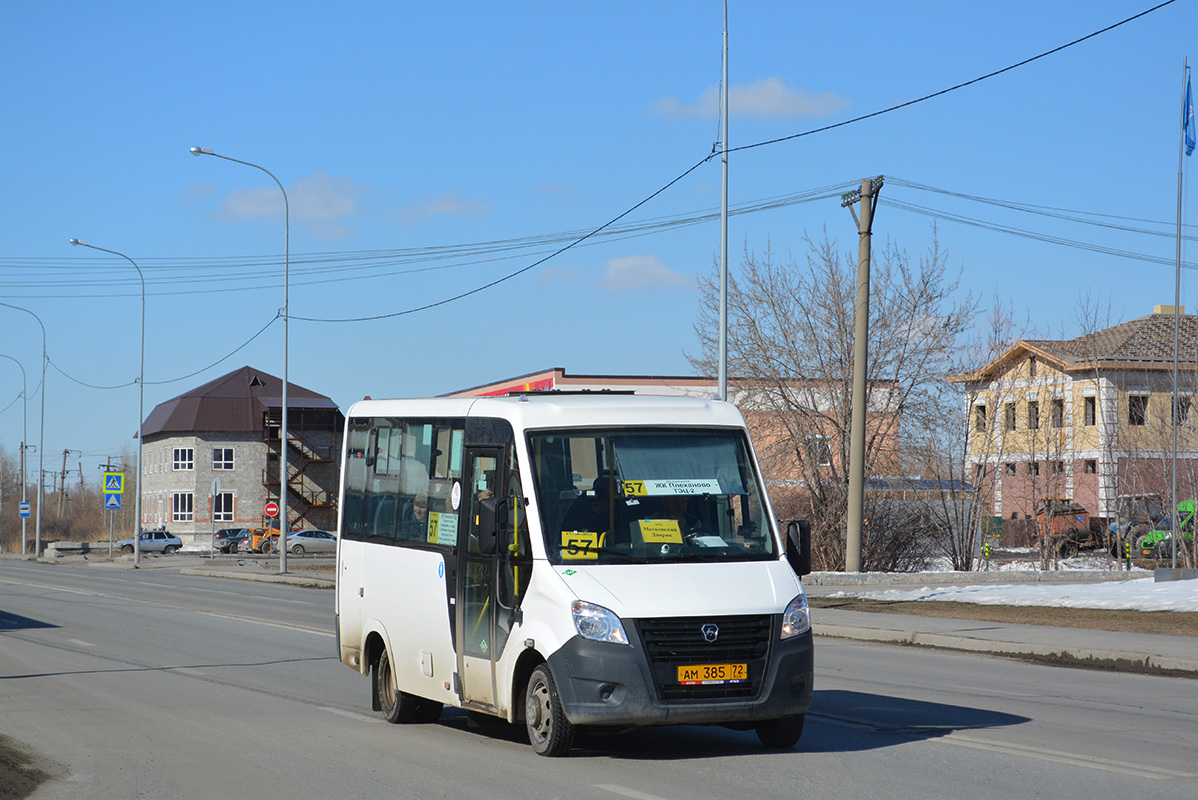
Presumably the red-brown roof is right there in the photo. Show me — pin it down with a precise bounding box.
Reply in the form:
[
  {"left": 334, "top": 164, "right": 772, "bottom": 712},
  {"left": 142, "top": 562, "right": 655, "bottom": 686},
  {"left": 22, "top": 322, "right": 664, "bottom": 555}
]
[{"left": 142, "top": 366, "right": 339, "bottom": 437}]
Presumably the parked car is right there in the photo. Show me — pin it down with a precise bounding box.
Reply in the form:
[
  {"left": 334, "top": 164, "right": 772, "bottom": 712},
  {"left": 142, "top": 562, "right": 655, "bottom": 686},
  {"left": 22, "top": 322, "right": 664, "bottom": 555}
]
[
  {"left": 278, "top": 529, "right": 338, "bottom": 555},
  {"left": 116, "top": 530, "right": 182, "bottom": 555},
  {"left": 213, "top": 528, "right": 250, "bottom": 554}
]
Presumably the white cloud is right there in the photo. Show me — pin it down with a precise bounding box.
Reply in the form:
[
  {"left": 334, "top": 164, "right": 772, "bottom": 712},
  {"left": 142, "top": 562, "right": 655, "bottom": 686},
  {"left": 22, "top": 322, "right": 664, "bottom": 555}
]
[
  {"left": 649, "top": 77, "right": 850, "bottom": 120},
  {"left": 398, "top": 190, "right": 490, "bottom": 225},
  {"left": 598, "top": 255, "right": 691, "bottom": 291},
  {"left": 538, "top": 265, "right": 586, "bottom": 286},
  {"left": 215, "top": 170, "right": 371, "bottom": 239}
]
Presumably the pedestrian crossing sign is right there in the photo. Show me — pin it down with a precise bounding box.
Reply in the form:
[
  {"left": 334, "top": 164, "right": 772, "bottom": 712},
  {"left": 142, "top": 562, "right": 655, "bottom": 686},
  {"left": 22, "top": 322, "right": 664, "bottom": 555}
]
[
  {"left": 104, "top": 472, "right": 124, "bottom": 494},
  {"left": 105, "top": 494, "right": 121, "bottom": 510}
]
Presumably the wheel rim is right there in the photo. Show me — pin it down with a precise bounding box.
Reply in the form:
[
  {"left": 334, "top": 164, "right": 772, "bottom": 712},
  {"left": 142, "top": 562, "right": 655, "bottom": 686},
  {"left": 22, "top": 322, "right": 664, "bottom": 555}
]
[
  {"left": 379, "top": 655, "right": 396, "bottom": 714},
  {"left": 526, "top": 677, "right": 551, "bottom": 744}
]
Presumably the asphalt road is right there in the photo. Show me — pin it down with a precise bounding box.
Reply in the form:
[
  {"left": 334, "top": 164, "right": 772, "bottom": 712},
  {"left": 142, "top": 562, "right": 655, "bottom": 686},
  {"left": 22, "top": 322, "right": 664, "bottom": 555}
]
[{"left": 1, "top": 560, "right": 1195, "bottom": 800}]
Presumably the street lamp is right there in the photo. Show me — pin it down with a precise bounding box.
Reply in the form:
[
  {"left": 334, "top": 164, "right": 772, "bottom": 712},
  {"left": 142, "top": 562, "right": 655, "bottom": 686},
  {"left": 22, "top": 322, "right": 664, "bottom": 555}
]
[
  {"left": 190, "top": 146, "right": 291, "bottom": 573},
  {"left": 0, "top": 302, "right": 46, "bottom": 557},
  {"left": 69, "top": 239, "right": 145, "bottom": 565},
  {"left": 0, "top": 353, "right": 28, "bottom": 553}
]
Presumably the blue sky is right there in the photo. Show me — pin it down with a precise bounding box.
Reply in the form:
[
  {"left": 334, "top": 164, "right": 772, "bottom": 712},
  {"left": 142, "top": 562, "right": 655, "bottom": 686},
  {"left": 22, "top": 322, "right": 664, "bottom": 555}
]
[{"left": 1, "top": 0, "right": 1195, "bottom": 479}]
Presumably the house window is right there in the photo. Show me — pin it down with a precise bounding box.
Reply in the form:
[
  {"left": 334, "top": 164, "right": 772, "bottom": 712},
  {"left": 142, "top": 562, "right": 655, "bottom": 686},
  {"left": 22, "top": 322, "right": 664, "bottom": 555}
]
[
  {"left": 806, "top": 436, "right": 832, "bottom": 467},
  {"left": 1027, "top": 462, "right": 1040, "bottom": 476},
  {"left": 1084, "top": 396, "right": 1096, "bottom": 426},
  {"left": 974, "top": 404, "right": 987, "bottom": 432},
  {"left": 973, "top": 463, "right": 985, "bottom": 481},
  {"left": 213, "top": 448, "right": 234, "bottom": 470},
  {"left": 1084, "top": 459, "right": 1097, "bottom": 474},
  {"left": 1027, "top": 401, "right": 1040, "bottom": 430},
  {"left": 213, "top": 492, "right": 234, "bottom": 522},
  {"left": 1029, "top": 356, "right": 1037, "bottom": 377},
  {"left": 172, "top": 492, "right": 194, "bottom": 522},
  {"left": 1174, "top": 397, "right": 1191, "bottom": 425},
  {"left": 1051, "top": 398, "right": 1065, "bottom": 428},
  {"left": 1004, "top": 403, "right": 1016, "bottom": 431},
  {"left": 1004, "top": 463, "right": 1017, "bottom": 476},
  {"left": 1129, "top": 395, "right": 1148, "bottom": 426},
  {"left": 1052, "top": 460, "right": 1065, "bottom": 474},
  {"left": 173, "top": 448, "right": 194, "bottom": 471}
]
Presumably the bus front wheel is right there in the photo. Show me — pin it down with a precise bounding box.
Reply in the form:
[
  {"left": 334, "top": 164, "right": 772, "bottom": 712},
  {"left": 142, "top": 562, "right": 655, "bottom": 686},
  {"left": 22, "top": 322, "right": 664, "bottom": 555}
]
[
  {"left": 756, "top": 714, "right": 805, "bottom": 748},
  {"left": 525, "top": 664, "right": 574, "bottom": 756},
  {"left": 375, "top": 647, "right": 433, "bottom": 724}
]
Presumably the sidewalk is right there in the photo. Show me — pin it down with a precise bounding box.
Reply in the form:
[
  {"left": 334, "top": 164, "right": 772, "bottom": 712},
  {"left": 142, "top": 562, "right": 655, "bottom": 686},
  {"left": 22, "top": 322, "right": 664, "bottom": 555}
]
[{"left": 809, "top": 572, "right": 1198, "bottom": 677}]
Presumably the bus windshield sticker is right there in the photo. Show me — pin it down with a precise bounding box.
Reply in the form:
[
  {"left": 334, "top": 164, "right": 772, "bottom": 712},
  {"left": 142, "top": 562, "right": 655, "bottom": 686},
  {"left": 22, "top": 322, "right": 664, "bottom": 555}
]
[
  {"left": 561, "top": 530, "right": 605, "bottom": 560},
  {"left": 638, "top": 519, "right": 683, "bottom": 544},
  {"left": 624, "top": 479, "right": 721, "bottom": 497},
  {"left": 427, "top": 512, "right": 458, "bottom": 546}
]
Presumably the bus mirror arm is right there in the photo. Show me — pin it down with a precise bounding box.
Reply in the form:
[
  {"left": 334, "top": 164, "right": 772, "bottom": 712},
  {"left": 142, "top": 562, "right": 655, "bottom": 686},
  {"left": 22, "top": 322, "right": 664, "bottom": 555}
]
[{"left": 786, "top": 520, "right": 812, "bottom": 576}]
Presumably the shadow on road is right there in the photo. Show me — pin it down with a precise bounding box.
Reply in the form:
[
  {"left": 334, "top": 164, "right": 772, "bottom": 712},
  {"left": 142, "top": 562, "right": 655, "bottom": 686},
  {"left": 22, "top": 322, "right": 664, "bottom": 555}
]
[
  {"left": 0, "top": 611, "right": 59, "bottom": 631},
  {"left": 436, "top": 688, "right": 1031, "bottom": 759}
]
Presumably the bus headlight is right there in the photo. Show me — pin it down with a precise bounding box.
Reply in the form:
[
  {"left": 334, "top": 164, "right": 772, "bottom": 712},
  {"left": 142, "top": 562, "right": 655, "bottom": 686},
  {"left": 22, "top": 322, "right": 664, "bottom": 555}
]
[
  {"left": 572, "top": 601, "right": 629, "bottom": 645},
  {"left": 781, "top": 594, "right": 811, "bottom": 639}
]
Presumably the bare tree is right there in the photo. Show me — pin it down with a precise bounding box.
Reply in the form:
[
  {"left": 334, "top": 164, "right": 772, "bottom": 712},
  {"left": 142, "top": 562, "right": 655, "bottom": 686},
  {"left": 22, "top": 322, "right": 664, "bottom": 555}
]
[{"left": 691, "top": 230, "right": 976, "bottom": 570}]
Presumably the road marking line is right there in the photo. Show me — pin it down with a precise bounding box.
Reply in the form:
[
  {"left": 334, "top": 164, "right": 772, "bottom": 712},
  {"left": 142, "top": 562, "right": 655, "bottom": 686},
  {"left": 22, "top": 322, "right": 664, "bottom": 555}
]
[
  {"left": 943, "top": 734, "right": 1198, "bottom": 780},
  {"left": 0, "top": 575, "right": 333, "bottom": 637},
  {"left": 320, "top": 706, "right": 379, "bottom": 724},
  {"left": 595, "top": 786, "right": 675, "bottom": 800},
  {"left": 67, "top": 638, "right": 95, "bottom": 647}
]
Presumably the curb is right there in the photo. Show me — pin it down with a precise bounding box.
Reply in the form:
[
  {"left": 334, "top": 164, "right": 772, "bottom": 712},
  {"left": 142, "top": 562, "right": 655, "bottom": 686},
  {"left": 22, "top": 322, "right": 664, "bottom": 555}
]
[
  {"left": 812, "top": 623, "right": 1198, "bottom": 676},
  {"left": 179, "top": 567, "right": 334, "bottom": 589}
]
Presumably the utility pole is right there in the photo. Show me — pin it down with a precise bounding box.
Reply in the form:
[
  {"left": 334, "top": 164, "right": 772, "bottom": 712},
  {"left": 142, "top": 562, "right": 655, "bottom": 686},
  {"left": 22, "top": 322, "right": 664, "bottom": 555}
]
[{"left": 841, "top": 176, "right": 883, "bottom": 573}]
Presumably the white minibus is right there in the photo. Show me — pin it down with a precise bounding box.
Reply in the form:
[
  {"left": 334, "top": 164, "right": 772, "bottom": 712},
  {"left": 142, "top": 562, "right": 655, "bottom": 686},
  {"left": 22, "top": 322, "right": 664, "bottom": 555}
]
[{"left": 335, "top": 393, "right": 813, "bottom": 756}]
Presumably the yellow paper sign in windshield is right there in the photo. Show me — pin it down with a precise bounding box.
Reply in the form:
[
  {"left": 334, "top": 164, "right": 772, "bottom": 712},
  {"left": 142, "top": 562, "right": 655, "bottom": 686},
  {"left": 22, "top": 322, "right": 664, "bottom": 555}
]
[
  {"left": 638, "top": 519, "right": 683, "bottom": 544},
  {"left": 562, "top": 530, "right": 605, "bottom": 560},
  {"left": 622, "top": 480, "right": 647, "bottom": 496},
  {"left": 427, "top": 512, "right": 441, "bottom": 544}
]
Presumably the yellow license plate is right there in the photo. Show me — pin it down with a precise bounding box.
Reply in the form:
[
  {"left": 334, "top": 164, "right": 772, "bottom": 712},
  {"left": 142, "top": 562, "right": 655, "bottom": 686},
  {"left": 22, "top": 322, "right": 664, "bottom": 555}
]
[{"left": 677, "top": 663, "right": 747, "bottom": 685}]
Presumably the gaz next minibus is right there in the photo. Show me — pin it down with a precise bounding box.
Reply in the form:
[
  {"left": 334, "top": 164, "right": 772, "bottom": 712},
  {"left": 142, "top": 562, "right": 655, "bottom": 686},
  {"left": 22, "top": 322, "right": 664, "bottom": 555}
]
[{"left": 334, "top": 393, "right": 813, "bottom": 756}]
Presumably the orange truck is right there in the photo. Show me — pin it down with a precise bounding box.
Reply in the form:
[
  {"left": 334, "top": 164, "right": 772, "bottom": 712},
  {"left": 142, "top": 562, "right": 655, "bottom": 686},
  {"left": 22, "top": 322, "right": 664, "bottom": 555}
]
[{"left": 1035, "top": 498, "right": 1100, "bottom": 557}]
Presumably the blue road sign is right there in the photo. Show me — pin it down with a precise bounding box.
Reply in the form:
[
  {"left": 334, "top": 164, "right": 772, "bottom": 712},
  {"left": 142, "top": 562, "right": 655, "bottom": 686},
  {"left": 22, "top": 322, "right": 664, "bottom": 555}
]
[
  {"left": 105, "top": 494, "right": 121, "bottom": 510},
  {"left": 19, "top": 501, "right": 31, "bottom": 518},
  {"left": 104, "top": 472, "right": 124, "bottom": 494}
]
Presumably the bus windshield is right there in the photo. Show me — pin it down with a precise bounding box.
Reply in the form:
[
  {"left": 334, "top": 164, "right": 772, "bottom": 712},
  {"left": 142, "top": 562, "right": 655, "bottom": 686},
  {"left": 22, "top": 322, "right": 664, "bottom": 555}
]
[{"left": 527, "top": 428, "right": 776, "bottom": 565}]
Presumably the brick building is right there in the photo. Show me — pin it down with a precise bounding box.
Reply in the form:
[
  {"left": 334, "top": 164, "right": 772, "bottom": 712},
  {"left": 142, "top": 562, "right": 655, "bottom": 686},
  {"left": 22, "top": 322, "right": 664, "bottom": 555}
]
[
  {"left": 955, "top": 306, "right": 1198, "bottom": 531},
  {"left": 139, "top": 366, "right": 343, "bottom": 540}
]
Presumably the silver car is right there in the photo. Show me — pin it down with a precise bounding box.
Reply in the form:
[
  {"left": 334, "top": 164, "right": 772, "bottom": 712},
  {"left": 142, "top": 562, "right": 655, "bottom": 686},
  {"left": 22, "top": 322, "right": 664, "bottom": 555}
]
[
  {"left": 116, "top": 530, "right": 183, "bottom": 555},
  {"left": 283, "top": 529, "right": 337, "bottom": 554}
]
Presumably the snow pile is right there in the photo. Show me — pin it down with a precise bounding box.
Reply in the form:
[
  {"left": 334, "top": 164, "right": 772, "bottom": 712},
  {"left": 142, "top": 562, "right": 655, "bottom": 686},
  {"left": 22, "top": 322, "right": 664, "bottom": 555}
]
[{"left": 833, "top": 578, "right": 1198, "bottom": 612}]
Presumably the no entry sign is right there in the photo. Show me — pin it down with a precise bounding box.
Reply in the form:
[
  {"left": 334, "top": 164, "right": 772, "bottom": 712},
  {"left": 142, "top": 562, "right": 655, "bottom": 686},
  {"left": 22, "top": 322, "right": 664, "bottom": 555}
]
[{"left": 265, "top": 501, "right": 279, "bottom": 518}]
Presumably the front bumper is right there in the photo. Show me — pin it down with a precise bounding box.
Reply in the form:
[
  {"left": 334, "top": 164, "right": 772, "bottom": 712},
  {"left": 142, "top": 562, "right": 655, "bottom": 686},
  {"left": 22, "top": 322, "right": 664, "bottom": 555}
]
[{"left": 545, "top": 621, "right": 813, "bottom": 727}]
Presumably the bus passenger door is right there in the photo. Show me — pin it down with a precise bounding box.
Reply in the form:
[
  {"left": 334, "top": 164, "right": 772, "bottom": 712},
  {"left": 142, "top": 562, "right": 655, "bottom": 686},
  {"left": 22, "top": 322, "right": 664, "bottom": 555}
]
[{"left": 457, "top": 449, "right": 500, "bottom": 709}]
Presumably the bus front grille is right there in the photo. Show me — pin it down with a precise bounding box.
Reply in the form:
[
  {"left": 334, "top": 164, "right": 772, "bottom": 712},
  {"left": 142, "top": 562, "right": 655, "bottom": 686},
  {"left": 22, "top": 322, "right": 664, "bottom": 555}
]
[{"left": 635, "top": 615, "right": 772, "bottom": 703}]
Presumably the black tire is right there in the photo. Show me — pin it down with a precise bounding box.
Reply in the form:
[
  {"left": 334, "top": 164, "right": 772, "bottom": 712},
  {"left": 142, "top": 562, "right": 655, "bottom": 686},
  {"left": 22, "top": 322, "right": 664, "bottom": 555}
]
[
  {"left": 261, "top": 540, "right": 271, "bottom": 554},
  {"left": 121, "top": 544, "right": 133, "bottom": 554},
  {"left": 1058, "top": 540, "right": 1078, "bottom": 558},
  {"left": 525, "top": 664, "right": 574, "bottom": 756},
  {"left": 164, "top": 545, "right": 177, "bottom": 555},
  {"left": 375, "top": 647, "right": 429, "bottom": 724},
  {"left": 756, "top": 714, "right": 805, "bottom": 748},
  {"left": 291, "top": 545, "right": 305, "bottom": 555}
]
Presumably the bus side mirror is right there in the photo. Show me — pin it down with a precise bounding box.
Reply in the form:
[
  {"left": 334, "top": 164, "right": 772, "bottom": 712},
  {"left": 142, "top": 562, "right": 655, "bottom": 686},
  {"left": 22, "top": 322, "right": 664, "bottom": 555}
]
[
  {"left": 477, "top": 496, "right": 501, "bottom": 555},
  {"left": 786, "top": 520, "right": 812, "bottom": 576}
]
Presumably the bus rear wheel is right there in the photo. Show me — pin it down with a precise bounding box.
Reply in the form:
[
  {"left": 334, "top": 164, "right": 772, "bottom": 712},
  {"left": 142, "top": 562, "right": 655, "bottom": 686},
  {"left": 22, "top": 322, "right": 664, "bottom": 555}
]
[
  {"left": 525, "top": 664, "right": 574, "bottom": 756},
  {"left": 375, "top": 647, "right": 437, "bottom": 724}
]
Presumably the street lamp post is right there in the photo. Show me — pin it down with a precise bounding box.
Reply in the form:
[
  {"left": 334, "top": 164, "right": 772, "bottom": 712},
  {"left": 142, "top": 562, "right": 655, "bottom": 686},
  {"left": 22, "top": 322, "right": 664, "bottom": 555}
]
[
  {"left": 0, "top": 302, "right": 46, "bottom": 557},
  {"left": 69, "top": 239, "right": 145, "bottom": 565},
  {"left": 0, "top": 354, "right": 28, "bottom": 553},
  {"left": 190, "top": 146, "right": 290, "bottom": 574}
]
